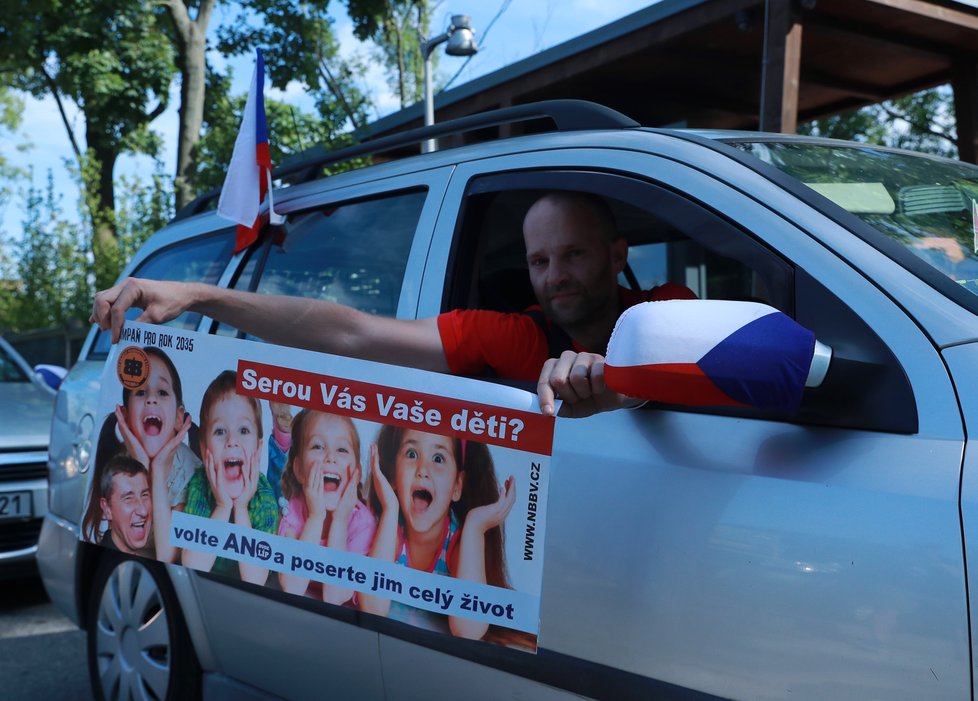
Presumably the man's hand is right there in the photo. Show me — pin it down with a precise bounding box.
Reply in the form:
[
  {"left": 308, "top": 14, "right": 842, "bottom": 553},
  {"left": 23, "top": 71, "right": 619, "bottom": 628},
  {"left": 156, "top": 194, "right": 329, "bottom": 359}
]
[
  {"left": 91, "top": 278, "right": 200, "bottom": 344},
  {"left": 537, "top": 350, "right": 642, "bottom": 418}
]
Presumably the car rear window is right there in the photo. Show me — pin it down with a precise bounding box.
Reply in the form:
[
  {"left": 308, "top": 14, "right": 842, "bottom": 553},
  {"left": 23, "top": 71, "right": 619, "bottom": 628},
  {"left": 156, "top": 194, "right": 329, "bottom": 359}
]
[{"left": 88, "top": 231, "right": 236, "bottom": 358}]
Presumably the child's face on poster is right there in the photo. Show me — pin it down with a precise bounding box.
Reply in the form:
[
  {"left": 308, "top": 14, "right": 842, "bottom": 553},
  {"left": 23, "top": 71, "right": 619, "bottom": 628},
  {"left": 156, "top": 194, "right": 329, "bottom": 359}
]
[
  {"left": 100, "top": 471, "right": 152, "bottom": 553},
  {"left": 394, "top": 430, "right": 463, "bottom": 536},
  {"left": 127, "top": 357, "right": 180, "bottom": 459},
  {"left": 203, "top": 394, "right": 261, "bottom": 500},
  {"left": 297, "top": 413, "right": 357, "bottom": 512}
]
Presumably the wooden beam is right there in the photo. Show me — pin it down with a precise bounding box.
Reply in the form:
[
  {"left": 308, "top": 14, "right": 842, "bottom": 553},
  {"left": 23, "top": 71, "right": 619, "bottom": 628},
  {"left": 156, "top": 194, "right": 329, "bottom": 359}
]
[
  {"left": 865, "top": 0, "right": 978, "bottom": 32},
  {"left": 802, "top": 14, "right": 956, "bottom": 60},
  {"left": 759, "top": 0, "right": 802, "bottom": 133},
  {"left": 953, "top": 61, "right": 978, "bottom": 164}
]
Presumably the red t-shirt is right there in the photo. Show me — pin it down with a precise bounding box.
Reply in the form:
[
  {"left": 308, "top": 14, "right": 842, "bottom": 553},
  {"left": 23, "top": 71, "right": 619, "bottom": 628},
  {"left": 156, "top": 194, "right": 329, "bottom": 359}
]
[{"left": 436, "top": 283, "right": 696, "bottom": 382}]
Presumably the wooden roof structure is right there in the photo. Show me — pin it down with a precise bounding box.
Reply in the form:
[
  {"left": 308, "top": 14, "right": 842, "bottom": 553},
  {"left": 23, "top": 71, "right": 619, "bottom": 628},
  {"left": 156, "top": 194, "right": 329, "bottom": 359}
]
[{"left": 365, "top": 0, "right": 978, "bottom": 162}]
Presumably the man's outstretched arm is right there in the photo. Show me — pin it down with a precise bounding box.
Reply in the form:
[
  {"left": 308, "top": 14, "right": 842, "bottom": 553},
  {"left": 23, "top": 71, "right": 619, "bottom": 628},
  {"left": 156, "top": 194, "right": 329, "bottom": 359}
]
[{"left": 91, "top": 278, "right": 450, "bottom": 373}]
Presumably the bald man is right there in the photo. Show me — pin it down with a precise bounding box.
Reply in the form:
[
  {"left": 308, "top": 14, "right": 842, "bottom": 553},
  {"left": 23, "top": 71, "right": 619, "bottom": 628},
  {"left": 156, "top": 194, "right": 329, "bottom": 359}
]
[{"left": 92, "top": 192, "right": 694, "bottom": 417}]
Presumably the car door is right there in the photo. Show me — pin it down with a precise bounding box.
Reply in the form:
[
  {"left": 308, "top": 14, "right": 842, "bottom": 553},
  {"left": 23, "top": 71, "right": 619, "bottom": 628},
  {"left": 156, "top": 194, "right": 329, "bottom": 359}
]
[
  {"left": 185, "top": 168, "right": 452, "bottom": 701},
  {"left": 399, "top": 144, "right": 968, "bottom": 701}
]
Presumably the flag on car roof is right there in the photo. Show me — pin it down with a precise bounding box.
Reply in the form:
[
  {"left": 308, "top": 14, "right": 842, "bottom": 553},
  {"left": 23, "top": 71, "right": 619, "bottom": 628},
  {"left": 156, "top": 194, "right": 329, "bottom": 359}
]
[
  {"left": 217, "top": 48, "right": 282, "bottom": 253},
  {"left": 604, "top": 300, "right": 816, "bottom": 413}
]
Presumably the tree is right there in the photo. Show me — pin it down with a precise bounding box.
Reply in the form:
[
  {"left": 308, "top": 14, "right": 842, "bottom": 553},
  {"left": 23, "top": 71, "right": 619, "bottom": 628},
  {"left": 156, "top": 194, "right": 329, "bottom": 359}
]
[
  {"left": 193, "top": 68, "right": 368, "bottom": 194},
  {"left": 0, "top": 0, "right": 174, "bottom": 288},
  {"left": 799, "top": 86, "right": 958, "bottom": 159},
  {"left": 159, "top": 0, "right": 217, "bottom": 211},
  {"left": 0, "top": 88, "right": 27, "bottom": 232},
  {"left": 0, "top": 172, "right": 92, "bottom": 331},
  {"left": 346, "top": 0, "right": 433, "bottom": 109},
  {"left": 164, "top": 0, "right": 371, "bottom": 210},
  {"left": 0, "top": 158, "right": 170, "bottom": 333}
]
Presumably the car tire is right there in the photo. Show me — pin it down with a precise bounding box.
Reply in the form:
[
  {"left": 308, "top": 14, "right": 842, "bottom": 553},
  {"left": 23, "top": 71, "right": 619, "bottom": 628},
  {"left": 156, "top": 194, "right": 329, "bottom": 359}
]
[{"left": 87, "top": 553, "right": 201, "bottom": 701}]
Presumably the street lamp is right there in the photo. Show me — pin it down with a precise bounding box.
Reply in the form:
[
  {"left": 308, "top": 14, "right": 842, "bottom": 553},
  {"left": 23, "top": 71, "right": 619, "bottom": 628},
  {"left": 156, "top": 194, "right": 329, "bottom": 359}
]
[{"left": 421, "top": 14, "right": 478, "bottom": 152}]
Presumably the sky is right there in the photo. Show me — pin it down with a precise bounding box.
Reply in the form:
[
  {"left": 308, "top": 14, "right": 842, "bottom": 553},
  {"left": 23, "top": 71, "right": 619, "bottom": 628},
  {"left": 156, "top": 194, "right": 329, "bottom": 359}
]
[{"left": 0, "top": 0, "right": 657, "bottom": 244}]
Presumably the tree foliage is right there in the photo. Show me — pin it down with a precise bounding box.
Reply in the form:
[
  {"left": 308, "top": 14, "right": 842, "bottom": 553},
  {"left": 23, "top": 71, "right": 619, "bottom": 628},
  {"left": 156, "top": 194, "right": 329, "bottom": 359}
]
[
  {"left": 0, "top": 161, "right": 170, "bottom": 333},
  {"left": 214, "top": 0, "right": 370, "bottom": 128},
  {"left": 0, "top": 88, "right": 27, "bottom": 226},
  {"left": 0, "top": 0, "right": 174, "bottom": 283},
  {"left": 345, "top": 0, "right": 433, "bottom": 108},
  {"left": 0, "top": 172, "right": 92, "bottom": 331},
  {"left": 799, "top": 86, "right": 958, "bottom": 159},
  {"left": 194, "top": 71, "right": 366, "bottom": 194}
]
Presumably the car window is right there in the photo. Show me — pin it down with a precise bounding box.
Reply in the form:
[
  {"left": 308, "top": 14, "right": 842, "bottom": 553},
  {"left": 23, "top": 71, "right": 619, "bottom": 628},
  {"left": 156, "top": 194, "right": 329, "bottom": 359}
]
[
  {"left": 450, "top": 173, "right": 790, "bottom": 317},
  {"left": 215, "top": 189, "right": 427, "bottom": 340},
  {"left": 89, "top": 232, "right": 235, "bottom": 358},
  {"left": 0, "top": 344, "right": 29, "bottom": 382},
  {"left": 447, "top": 170, "right": 913, "bottom": 432}
]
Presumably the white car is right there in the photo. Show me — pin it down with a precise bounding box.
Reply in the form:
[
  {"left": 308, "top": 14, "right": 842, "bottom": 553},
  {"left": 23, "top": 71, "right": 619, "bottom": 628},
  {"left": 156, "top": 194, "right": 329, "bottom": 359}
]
[{"left": 0, "top": 335, "right": 57, "bottom": 578}]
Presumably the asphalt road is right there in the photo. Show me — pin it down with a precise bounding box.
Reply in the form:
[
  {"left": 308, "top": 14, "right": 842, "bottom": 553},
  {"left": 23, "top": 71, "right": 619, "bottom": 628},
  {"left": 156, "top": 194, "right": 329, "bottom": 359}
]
[{"left": 0, "top": 574, "right": 92, "bottom": 701}]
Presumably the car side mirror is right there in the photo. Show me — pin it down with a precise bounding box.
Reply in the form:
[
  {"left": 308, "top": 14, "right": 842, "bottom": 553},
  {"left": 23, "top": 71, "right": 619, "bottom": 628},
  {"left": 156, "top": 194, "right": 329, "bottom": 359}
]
[
  {"left": 605, "top": 300, "right": 831, "bottom": 412},
  {"left": 34, "top": 364, "right": 68, "bottom": 391}
]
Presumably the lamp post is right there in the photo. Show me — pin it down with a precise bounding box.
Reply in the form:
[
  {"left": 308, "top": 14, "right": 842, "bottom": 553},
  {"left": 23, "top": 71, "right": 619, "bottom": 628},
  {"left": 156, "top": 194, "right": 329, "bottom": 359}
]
[{"left": 421, "top": 14, "right": 478, "bottom": 153}]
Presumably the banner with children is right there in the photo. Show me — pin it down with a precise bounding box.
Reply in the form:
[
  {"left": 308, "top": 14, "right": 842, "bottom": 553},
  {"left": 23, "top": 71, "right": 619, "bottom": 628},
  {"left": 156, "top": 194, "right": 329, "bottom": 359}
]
[{"left": 82, "top": 322, "right": 553, "bottom": 651}]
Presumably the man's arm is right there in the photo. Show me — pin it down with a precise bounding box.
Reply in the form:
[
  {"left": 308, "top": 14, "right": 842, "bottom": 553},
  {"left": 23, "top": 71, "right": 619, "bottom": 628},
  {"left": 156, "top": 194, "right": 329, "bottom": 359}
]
[{"left": 91, "top": 278, "right": 450, "bottom": 372}]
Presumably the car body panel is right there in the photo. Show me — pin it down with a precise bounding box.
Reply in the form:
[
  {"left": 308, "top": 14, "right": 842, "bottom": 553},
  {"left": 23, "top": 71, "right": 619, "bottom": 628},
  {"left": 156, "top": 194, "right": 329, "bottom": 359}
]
[
  {"left": 37, "top": 122, "right": 978, "bottom": 700},
  {"left": 940, "top": 340, "right": 978, "bottom": 701},
  {"left": 419, "top": 145, "right": 969, "bottom": 698}
]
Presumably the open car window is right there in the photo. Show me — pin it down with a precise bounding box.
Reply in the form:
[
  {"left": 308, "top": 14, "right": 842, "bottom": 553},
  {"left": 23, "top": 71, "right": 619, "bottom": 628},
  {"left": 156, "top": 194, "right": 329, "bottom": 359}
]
[
  {"left": 445, "top": 170, "right": 914, "bottom": 432},
  {"left": 446, "top": 171, "right": 791, "bottom": 317}
]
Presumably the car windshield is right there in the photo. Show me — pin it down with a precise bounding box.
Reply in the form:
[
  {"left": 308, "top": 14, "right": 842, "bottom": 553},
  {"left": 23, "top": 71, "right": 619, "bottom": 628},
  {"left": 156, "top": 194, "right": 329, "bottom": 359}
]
[{"left": 730, "top": 140, "right": 978, "bottom": 298}]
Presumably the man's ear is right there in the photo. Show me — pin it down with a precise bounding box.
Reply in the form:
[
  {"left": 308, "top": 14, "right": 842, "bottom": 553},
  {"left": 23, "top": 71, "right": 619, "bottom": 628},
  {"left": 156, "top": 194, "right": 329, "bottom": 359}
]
[
  {"left": 611, "top": 237, "right": 628, "bottom": 275},
  {"left": 100, "top": 497, "right": 112, "bottom": 523}
]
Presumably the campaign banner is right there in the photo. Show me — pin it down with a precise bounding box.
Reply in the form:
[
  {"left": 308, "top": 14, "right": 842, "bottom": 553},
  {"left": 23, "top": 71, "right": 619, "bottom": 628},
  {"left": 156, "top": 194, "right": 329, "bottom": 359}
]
[{"left": 82, "top": 322, "right": 553, "bottom": 651}]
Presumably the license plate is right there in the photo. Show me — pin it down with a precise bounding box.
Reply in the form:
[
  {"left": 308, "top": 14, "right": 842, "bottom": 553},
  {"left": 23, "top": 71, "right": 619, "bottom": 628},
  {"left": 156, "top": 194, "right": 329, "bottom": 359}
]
[{"left": 0, "top": 491, "right": 32, "bottom": 520}]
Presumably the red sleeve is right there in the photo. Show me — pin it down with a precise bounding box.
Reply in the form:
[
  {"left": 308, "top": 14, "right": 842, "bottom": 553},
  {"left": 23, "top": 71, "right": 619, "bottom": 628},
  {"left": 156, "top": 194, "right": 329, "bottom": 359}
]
[
  {"left": 647, "top": 282, "right": 698, "bottom": 301},
  {"left": 436, "top": 310, "right": 550, "bottom": 382}
]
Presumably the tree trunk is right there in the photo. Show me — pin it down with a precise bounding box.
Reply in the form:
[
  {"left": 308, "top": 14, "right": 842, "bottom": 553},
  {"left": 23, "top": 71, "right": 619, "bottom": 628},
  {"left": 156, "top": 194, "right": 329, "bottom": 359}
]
[
  {"left": 165, "top": 0, "right": 215, "bottom": 211},
  {"left": 175, "top": 27, "right": 207, "bottom": 210},
  {"left": 86, "top": 133, "right": 120, "bottom": 290}
]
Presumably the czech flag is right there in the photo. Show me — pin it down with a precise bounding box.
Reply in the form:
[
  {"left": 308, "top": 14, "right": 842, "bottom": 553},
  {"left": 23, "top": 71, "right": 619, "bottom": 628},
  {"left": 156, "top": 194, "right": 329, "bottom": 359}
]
[
  {"left": 604, "top": 300, "right": 816, "bottom": 412},
  {"left": 217, "top": 48, "right": 280, "bottom": 253}
]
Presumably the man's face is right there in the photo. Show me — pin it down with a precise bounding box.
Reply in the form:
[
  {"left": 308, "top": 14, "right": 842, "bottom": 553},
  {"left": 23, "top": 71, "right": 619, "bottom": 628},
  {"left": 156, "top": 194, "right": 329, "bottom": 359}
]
[
  {"left": 100, "top": 471, "right": 151, "bottom": 553},
  {"left": 523, "top": 197, "right": 626, "bottom": 330}
]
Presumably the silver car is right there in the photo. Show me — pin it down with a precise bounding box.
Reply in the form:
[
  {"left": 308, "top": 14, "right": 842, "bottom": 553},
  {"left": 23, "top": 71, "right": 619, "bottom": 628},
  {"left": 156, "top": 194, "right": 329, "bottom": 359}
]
[
  {"left": 0, "top": 335, "right": 56, "bottom": 578},
  {"left": 36, "top": 101, "right": 978, "bottom": 700}
]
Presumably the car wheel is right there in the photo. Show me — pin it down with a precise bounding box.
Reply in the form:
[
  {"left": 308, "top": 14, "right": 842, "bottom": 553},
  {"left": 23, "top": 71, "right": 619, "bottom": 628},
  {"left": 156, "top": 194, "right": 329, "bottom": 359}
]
[{"left": 87, "top": 554, "right": 200, "bottom": 701}]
